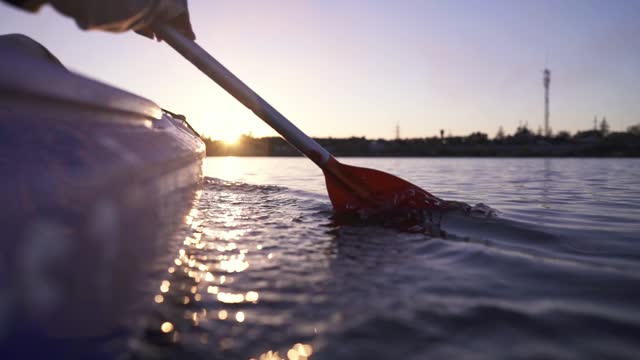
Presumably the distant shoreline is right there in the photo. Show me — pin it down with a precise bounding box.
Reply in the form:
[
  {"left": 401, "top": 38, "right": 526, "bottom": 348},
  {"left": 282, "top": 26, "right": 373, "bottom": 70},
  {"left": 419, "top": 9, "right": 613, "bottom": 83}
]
[
  {"left": 203, "top": 128, "right": 640, "bottom": 158},
  {"left": 206, "top": 154, "right": 640, "bottom": 158}
]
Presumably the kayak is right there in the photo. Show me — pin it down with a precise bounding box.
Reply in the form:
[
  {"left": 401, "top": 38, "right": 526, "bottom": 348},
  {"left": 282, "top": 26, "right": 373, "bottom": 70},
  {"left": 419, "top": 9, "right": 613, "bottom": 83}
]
[{"left": 0, "top": 42, "right": 205, "bottom": 346}]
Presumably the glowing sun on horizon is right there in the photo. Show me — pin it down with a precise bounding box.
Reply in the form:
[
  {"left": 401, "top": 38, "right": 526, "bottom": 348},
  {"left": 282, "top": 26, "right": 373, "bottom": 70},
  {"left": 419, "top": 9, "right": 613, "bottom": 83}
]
[{"left": 221, "top": 133, "right": 241, "bottom": 145}]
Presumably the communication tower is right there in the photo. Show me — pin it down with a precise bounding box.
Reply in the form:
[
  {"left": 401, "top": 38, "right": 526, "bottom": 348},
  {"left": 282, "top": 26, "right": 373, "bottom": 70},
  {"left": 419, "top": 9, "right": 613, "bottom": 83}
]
[{"left": 543, "top": 69, "right": 551, "bottom": 137}]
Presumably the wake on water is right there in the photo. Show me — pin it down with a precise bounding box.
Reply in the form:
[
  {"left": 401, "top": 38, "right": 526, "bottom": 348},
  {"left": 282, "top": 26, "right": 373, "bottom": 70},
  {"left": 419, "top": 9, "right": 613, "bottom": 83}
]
[
  {"left": 201, "top": 177, "right": 560, "bottom": 247},
  {"left": 202, "top": 177, "right": 640, "bottom": 278}
]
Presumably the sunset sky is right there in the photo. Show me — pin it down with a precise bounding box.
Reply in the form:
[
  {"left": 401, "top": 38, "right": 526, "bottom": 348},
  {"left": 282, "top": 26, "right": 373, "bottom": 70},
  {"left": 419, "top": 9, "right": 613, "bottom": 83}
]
[{"left": 1, "top": 0, "right": 639, "bottom": 141}]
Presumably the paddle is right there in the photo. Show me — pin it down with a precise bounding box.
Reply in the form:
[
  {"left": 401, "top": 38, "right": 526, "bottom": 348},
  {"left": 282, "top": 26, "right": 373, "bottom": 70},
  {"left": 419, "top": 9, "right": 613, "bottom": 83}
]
[{"left": 155, "top": 24, "right": 444, "bottom": 216}]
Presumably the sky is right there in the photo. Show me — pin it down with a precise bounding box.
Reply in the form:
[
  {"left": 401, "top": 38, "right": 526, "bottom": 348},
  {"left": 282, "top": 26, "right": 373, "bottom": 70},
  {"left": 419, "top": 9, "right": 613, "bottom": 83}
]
[{"left": 1, "top": 0, "right": 639, "bottom": 140}]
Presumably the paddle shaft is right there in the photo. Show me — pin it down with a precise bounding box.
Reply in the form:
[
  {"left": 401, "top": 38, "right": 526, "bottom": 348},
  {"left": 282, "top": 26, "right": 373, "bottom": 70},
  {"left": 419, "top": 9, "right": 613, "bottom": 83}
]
[{"left": 155, "top": 25, "right": 332, "bottom": 167}]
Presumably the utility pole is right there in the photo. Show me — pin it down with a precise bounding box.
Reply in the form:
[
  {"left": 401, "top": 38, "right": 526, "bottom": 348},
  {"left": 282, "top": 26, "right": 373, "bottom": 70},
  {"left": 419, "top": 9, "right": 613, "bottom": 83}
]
[
  {"left": 395, "top": 122, "right": 400, "bottom": 140},
  {"left": 543, "top": 68, "right": 551, "bottom": 137}
]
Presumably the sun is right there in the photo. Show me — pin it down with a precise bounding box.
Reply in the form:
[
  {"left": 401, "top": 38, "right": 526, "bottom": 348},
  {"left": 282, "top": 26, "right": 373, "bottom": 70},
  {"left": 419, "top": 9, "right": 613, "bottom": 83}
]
[{"left": 221, "top": 133, "right": 241, "bottom": 145}]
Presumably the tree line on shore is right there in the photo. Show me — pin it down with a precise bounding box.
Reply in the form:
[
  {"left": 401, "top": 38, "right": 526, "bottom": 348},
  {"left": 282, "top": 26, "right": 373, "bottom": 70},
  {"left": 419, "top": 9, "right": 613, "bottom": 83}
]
[{"left": 203, "top": 121, "right": 640, "bottom": 157}]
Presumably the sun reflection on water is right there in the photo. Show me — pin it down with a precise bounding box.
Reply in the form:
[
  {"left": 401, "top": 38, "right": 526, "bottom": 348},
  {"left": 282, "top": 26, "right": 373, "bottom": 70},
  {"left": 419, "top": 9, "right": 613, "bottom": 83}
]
[
  {"left": 251, "top": 343, "right": 314, "bottom": 360},
  {"left": 245, "top": 291, "right": 259, "bottom": 302},
  {"left": 217, "top": 291, "right": 245, "bottom": 304},
  {"left": 219, "top": 254, "right": 250, "bottom": 273},
  {"left": 160, "top": 322, "right": 174, "bottom": 334},
  {"left": 146, "top": 186, "right": 316, "bottom": 359},
  {"left": 156, "top": 198, "right": 264, "bottom": 316},
  {"left": 235, "top": 311, "right": 245, "bottom": 323},
  {"left": 217, "top": 310, "right": 228, "bottom": 320}
]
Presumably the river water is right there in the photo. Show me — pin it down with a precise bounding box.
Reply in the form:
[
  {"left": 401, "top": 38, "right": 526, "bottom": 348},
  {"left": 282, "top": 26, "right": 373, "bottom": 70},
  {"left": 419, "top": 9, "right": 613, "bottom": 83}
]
[{"left": 129, "top": 157, "right": 640, "bottom": 359}]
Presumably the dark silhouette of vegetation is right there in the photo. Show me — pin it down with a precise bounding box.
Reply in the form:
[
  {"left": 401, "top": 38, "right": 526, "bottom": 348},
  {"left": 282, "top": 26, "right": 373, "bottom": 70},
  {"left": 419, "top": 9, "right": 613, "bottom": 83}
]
[
  {"left": 203, "top": 123, "right": 640, "bottom": 157},
  {"left": 627, "top": 123, "right": 640, "bottom": 136}
]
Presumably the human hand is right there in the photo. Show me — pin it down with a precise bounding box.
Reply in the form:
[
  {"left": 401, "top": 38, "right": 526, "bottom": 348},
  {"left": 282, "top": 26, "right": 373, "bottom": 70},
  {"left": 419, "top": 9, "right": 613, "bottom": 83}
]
[
  {"left": 45, "top": 0, "right": 195, "bottom": 41},
  {"left": 135, "top": 0, "right": 196, "bottom": 41}
]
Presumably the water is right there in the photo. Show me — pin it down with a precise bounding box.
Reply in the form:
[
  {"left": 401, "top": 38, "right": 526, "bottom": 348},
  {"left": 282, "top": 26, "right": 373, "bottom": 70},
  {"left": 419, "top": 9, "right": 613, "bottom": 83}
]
[{"left": 130, "top": 157, "right": 640, "bottom": 359}]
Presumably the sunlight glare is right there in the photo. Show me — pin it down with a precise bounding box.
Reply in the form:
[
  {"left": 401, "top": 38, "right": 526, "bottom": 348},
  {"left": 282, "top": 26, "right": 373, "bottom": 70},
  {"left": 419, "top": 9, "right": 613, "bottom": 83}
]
[{"left": 222, "top": 133, "right": 241, "bottom": 145}]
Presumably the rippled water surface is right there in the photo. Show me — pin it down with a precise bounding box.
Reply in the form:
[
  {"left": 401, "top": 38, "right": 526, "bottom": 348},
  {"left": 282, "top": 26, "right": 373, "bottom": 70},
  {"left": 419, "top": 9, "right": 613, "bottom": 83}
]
[{"left": 131, "top": 157, "right": 640, "bottom": 359}]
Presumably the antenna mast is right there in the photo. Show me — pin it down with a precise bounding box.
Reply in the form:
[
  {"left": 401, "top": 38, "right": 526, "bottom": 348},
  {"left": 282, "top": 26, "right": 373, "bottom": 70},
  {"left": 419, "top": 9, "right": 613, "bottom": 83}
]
[{"left": 543, "top": 68, "right": 551, "bottom": 137}]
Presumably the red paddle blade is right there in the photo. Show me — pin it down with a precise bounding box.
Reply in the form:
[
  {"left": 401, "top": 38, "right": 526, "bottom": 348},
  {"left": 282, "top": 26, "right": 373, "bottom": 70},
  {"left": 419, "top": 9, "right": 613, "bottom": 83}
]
[{"left": 322, "top": 159, "right": 444, "bottom": 215}]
